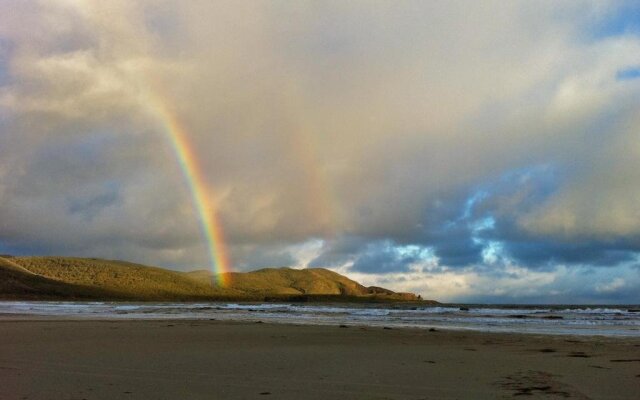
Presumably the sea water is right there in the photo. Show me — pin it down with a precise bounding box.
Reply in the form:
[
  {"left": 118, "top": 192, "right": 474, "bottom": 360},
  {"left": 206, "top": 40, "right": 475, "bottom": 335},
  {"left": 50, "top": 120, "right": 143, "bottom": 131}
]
[{"left": 1, "top": 301, "right": 639, "bottom": 337}]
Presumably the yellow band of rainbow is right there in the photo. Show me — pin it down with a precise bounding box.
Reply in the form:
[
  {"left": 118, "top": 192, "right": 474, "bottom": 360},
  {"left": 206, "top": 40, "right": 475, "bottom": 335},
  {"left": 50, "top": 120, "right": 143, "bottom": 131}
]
[{"left": 147, "top": 94, "right": 231, "bottom": 287}]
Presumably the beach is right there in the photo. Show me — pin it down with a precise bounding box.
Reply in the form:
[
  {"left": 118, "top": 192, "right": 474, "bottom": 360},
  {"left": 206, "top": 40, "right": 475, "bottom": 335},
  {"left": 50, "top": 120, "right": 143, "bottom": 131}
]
[{"left": 0, "top": 319, "right": 638, "bottom": 399}]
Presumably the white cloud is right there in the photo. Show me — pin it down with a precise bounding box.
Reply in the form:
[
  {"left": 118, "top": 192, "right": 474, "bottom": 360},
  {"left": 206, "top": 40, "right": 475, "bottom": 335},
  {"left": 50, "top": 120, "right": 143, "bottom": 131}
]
[{"left": 595, "top": 277, "right": 626, "bottom": 294}]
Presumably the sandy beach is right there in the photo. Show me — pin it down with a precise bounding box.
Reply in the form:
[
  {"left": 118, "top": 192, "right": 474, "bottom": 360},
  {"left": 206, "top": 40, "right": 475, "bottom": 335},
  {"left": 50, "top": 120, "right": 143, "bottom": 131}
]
[{"left": 0, "top": 319, "right": 638, "bottom": 399}]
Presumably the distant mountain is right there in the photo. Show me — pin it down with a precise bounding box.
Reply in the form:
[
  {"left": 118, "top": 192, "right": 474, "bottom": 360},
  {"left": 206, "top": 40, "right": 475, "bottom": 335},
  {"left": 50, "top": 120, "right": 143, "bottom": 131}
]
[{"left": 0, "top": 256, "right": 434, "bottom": 303}]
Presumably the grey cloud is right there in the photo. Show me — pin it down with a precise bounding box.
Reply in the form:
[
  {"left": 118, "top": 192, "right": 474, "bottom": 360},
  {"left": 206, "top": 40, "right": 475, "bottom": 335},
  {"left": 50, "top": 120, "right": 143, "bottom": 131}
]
[
  {"left": 308, "top": 236, "right": 367, "bottom": 268},
  {"left": 350, "top": 242, "right": 425, "bottom": 274},
  {"left": 230, "top": 243, "right": 297, "bottom": 272},
  {"left": 1, "top": 1, "right": 640, "bottom": 304},
  {"left": 455, "top": 265, "right": 640, "bottom": 305}
]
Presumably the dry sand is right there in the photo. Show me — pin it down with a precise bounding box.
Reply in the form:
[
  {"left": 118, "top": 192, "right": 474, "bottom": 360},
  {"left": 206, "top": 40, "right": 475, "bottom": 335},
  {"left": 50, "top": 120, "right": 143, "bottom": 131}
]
[{"left": 0, "top": 319, "right": 638, "bottom": 399}]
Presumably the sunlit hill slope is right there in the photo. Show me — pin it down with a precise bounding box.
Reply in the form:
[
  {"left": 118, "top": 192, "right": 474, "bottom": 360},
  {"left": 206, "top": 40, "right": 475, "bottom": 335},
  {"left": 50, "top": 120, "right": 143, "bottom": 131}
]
[{"left": 0, "top": 256, "right": 430, "bottom": 302}]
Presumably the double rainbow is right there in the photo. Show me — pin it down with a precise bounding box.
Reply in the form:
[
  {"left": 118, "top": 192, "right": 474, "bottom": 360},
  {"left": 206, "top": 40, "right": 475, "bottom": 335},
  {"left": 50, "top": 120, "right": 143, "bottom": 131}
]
[
  {"left": 146, "top": 93, "right": 231, "bottom": 287},
  {"left": 143, "top": 81, "right": 340, "bottom": 287}
]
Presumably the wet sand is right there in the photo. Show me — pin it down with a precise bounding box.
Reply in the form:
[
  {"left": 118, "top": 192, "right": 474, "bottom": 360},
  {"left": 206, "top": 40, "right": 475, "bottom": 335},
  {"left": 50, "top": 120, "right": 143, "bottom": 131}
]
[{"left": 0, "top": 319, "right": 638, "bottom": 399}]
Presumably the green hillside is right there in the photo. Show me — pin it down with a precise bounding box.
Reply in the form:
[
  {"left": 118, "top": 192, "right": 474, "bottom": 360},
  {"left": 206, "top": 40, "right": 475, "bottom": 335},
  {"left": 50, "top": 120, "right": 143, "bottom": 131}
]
[
  {"left": 194, "top": 267, "right": 420, "bottom": 300},
  {"left": 0, "top": 256, "right": 119, "bottom": 300},
  {"left": 193, "top": 267, "right": 370, "bottom": 296},
  {"left": 0, "top": 256, "right": 429, "bottom": 302}
]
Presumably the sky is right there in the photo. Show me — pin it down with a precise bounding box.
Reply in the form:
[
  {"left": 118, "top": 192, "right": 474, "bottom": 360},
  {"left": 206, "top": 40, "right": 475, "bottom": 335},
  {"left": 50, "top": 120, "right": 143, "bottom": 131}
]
[{"left": 1, "top": 1, "right": 640, "bottom": 303}]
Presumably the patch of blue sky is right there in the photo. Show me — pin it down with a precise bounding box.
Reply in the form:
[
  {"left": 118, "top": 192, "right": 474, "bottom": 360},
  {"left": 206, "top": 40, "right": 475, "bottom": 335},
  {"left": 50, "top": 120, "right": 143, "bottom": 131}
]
[
  {"left": 443, "top": 189, "right": 489, "bottom": 230},
  {"left": 588, "top": 2, "right": 640, "bottom": 39},
  {"left": 616, "top": 66, "right": 640, "bottom": 80},
  {"left": 481, "top": 241, "right": 504, "bottom": 265},
  {"left": 471, "top": 216, "right": 495, "bottom": 234},
  {"left": 350, "top": 241, "right": 436, "bottom": 273},
  {"left": 461, "top": 190, "right": 487, "bottom": 220},
  {"left": 463, "top": 164, "right": 558, "bottom": 218},
  {"left": 395, "top": 244, "right": 435, "bottom": 262}
]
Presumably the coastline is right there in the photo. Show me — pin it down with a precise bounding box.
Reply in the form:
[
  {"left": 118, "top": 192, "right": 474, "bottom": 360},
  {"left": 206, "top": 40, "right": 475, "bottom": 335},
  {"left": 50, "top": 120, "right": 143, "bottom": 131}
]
[
  {"left": 2, "top": 300, "right": 639, "bottom": 337},
  {"left": 1, "top": 319, "right": 638, "bottom": 399}
]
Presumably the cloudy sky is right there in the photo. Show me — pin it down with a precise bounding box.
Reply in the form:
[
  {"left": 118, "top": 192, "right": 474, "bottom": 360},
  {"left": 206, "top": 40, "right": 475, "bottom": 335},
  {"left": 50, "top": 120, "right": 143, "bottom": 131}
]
[{"left": 1, "top": 1, "right": 640, "bottom": 303}]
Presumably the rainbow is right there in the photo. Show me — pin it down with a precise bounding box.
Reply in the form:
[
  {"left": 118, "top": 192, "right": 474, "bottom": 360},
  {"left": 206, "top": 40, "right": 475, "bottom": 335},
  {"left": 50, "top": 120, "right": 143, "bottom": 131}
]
[
  {"left": 279, "top": 83, "right": 339, "bottom": 237},
  {"left": 146, "top": 93, "right": 232, "bottom": 287}
]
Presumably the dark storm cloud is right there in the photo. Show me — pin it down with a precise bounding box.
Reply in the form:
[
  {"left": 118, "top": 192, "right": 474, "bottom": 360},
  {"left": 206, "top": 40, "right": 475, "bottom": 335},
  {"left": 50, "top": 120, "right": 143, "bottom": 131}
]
[{"left": 503, "top": 239, "right": 638, "bottom": 268}]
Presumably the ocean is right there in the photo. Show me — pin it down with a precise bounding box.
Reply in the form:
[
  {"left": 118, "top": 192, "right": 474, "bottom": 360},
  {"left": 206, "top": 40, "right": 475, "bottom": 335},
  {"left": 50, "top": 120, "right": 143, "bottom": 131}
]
[{"left": 1, "top": 301, "right": 639, "bottom": 337}]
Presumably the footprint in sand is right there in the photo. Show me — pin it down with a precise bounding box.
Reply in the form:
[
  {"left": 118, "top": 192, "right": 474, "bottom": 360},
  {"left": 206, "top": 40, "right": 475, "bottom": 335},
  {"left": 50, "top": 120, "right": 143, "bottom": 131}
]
[
  {"left": 588, "top": 365, "right": 610, "bottom": 369},
  {"left": 567, "top": 351, "right": 591, "bottom": 358},
  {"left": 496, "top": 370, "right": 589, "bottom": 399},
  {"left": 538, "top": 348, "right": 556, "bottom": 353}
]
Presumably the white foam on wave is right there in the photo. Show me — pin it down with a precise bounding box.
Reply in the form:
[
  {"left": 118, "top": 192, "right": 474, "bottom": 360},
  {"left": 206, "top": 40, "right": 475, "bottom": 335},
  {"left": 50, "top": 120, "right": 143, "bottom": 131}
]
[
  {"left": 466, "top": 308, "right": 550, "bottom": 315},
  {"left": 1, "top": 301, "right": 639, "bottom": 337},
  {"left": 560, "top": 308, "right": 630, "bottom": 314}
]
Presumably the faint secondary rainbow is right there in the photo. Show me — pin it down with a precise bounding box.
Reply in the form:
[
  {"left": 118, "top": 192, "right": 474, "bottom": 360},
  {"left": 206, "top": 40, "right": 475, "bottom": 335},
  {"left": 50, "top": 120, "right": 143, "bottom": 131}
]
[
  {"left": 279, "top": 81, "right": 340, "bottom": 238},
  {"left": 146, "top": 93, "right": 232, "bottom": 287}
]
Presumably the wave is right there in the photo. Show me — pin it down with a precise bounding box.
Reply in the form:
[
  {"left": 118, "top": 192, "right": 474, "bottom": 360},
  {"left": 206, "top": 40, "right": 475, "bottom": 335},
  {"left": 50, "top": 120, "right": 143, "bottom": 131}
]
[{"left": 1, "top": 301, "right": 638, "bottom": 337}]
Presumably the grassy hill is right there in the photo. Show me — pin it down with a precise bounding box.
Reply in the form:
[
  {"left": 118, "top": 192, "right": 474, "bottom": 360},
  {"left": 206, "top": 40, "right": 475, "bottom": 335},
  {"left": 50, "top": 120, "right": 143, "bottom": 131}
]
[
  {"left": 0, "top": 256, "right": 119, "bottom": 300},
  {"left": 0, "top": 256, "right": 431, "bottom": 303},
  {"left": 0, "top": 256, "right": 239, "bottom": 301}
]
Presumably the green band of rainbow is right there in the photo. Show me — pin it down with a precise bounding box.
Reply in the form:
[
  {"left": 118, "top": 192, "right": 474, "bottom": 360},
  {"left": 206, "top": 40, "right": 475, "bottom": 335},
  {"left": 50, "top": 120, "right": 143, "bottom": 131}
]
[{"left": 149, "top": 96, "right": 231, "bottom": 286}]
